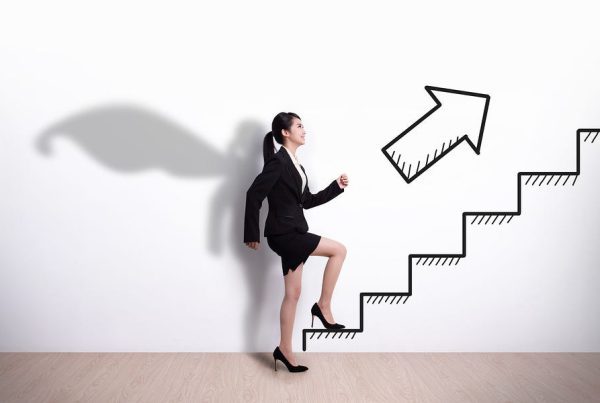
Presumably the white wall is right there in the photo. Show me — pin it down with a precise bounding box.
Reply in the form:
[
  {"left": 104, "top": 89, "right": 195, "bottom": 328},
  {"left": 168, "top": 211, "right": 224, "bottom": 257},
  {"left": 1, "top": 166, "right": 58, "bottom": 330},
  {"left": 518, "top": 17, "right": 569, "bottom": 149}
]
[{"left": 1, "top": 0, "right": 599, "bottom": 352}]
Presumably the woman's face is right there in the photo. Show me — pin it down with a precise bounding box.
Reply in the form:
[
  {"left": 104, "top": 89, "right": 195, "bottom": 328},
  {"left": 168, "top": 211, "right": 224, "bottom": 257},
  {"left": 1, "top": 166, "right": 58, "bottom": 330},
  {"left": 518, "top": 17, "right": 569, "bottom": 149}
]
[{"left": 283, "top": 117, "right": 306, "bottom": 146}]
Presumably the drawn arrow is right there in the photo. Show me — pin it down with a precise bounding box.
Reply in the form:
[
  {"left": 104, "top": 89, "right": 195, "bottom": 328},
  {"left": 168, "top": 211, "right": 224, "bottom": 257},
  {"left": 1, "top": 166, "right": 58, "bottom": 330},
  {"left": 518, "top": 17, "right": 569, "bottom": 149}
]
[{"left": 381, "top": 86, "right": 490, "bottom": 183}]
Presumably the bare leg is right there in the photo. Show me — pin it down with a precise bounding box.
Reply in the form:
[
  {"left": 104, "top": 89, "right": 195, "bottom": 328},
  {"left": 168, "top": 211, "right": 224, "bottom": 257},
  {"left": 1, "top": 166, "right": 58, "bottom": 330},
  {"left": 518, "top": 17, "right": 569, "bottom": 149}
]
[
  {"left": 310, "top": 236, "right": 347, "bottom": 324},
  {"left": 278, "top": 262, "right": 303, "bottom": 366}
]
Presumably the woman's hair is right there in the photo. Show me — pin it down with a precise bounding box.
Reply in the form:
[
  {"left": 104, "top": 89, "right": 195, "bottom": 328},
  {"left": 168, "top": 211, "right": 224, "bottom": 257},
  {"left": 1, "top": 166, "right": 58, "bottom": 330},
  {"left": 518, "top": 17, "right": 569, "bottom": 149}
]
[{"left": 263, "top": 112, "right": 301, "bottom": 163}]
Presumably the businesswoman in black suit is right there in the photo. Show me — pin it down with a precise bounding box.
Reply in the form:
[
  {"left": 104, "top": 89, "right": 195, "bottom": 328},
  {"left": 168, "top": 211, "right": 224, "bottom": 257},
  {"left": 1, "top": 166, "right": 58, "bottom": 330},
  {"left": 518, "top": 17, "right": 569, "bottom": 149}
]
[{"left": 244, "top": 112, "right": 349, "bottom": 372}]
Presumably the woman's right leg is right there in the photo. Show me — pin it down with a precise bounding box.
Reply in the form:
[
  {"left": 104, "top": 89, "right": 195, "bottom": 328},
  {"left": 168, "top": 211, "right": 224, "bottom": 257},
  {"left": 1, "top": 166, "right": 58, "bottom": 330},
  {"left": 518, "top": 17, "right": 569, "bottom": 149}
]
[
  {"left": 279, "top": 261, "right": 304, "bottom": 366},
  {"left": 310, "top": 236, "right": 347, "bottom": 324}
]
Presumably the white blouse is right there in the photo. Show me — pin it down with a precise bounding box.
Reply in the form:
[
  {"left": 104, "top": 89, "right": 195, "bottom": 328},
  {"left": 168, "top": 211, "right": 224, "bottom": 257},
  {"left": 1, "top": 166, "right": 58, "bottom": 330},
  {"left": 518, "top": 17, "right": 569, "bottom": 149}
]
[{"left": 281, "top": 145, "right": 307, "bottom": 193}]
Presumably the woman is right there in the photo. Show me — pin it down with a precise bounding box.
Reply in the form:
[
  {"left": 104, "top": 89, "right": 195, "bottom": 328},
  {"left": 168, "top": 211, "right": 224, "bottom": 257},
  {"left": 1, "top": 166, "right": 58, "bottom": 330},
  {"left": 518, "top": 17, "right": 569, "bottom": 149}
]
[{"left": 243, "top": 112, "right": 349, "bottom": 373}]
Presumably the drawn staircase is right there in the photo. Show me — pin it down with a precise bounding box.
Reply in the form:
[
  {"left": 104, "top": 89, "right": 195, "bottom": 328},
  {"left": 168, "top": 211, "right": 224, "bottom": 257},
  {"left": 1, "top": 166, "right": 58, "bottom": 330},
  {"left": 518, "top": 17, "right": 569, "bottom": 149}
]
[{"left": 302, "top": 128, "right": 599, "bottom": 351}]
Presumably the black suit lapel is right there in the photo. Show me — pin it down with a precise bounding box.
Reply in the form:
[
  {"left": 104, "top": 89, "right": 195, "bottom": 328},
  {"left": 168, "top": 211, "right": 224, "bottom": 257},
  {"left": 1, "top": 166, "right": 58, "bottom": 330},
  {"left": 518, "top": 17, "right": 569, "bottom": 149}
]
[
  {"left": 299, "top": 165, "right": 308, "bottom": 201},
  {"left": 278, "top": 147, "right": 302, "bottom": 200}
]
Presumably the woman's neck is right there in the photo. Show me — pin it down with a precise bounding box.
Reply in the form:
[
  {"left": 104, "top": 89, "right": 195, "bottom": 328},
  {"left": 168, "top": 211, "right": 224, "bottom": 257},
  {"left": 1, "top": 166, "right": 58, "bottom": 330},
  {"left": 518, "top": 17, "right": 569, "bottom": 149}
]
[{"left": 283, "top": 143, "right": 299, "bottom": 160}]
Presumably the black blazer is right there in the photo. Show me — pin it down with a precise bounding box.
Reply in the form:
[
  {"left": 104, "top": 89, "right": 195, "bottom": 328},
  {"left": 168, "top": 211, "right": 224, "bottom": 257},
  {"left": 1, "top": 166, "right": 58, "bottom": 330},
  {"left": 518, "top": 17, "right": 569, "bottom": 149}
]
[{"left": 244, "top": 146, "right": 344, "bottom": 243}]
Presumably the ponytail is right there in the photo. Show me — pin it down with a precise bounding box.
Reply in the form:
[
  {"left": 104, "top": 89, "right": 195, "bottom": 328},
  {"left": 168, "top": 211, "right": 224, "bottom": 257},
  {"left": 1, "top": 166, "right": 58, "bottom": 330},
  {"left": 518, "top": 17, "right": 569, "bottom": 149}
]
[
  {"left": 263, "top": 131, "right": 276, "bottom": 163},
  {"left": 262, "top": 112, "right": 301, "bottom": 164}
]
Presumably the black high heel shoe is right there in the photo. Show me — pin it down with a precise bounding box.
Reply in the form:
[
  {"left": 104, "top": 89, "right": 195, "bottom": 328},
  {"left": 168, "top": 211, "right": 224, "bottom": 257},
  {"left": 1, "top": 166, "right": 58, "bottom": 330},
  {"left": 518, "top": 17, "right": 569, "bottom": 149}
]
[
  {"left": 273, "top": 346, "right": 308, "bottom": 372},
  {"left": 311, "top": 302, "right": 345, "bottom": 329}
]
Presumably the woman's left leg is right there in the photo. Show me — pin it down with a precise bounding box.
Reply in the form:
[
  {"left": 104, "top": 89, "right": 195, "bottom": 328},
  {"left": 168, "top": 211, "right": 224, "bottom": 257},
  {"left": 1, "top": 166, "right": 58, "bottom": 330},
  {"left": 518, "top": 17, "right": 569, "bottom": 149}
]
[{"left": 310, "top": 236, "right": 347, "bottom": 324}]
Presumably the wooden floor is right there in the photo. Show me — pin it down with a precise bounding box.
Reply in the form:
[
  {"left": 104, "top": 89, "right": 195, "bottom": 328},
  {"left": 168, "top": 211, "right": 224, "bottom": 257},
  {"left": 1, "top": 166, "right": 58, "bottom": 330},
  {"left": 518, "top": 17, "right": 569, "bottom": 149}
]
[{"left": 1, "top": 353, "right": 599, "bottom": 402}]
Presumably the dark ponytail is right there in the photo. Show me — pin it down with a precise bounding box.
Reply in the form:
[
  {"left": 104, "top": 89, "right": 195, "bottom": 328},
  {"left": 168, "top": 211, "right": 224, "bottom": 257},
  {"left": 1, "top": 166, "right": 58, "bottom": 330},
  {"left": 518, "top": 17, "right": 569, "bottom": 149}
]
[{"left": 262, "top": 111, "right": 301, "bottom": 163}]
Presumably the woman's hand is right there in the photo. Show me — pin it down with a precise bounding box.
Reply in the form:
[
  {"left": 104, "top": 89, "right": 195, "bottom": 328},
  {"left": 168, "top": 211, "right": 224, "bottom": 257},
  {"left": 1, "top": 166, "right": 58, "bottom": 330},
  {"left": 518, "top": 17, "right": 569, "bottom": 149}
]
[
  {"left": 245, "top": 241, "right": 259, "bottom": 250},
  {"left": 337, "top": 173, "right": 349, "bottom": 189}
]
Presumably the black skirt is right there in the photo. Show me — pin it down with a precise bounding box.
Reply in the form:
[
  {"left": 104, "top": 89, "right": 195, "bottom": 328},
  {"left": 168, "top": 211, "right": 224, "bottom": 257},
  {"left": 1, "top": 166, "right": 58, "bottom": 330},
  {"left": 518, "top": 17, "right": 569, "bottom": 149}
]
[{"left": 267, "top": 230, "right": 322, "bottom": 276}]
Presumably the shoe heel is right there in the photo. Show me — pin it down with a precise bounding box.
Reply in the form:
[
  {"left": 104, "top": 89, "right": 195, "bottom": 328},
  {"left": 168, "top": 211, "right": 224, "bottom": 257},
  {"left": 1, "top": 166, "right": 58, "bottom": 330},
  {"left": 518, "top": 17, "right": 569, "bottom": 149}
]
[
  {"left": 274, "top": 357, "right": 277, "bottom": 371},
  {"left": 311, "top": 315, "right": 314, "bottom": 328}
]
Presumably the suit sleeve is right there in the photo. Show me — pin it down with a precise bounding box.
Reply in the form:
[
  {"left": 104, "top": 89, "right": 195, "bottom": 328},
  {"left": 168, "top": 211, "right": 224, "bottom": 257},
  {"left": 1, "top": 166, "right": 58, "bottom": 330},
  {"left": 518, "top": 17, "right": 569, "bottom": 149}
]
[
  {"left": 244, "top": 157, "right": 283, "bottom": 243},
  {"left": 302, "top": 178, "right": 344, "bottom": 210}
]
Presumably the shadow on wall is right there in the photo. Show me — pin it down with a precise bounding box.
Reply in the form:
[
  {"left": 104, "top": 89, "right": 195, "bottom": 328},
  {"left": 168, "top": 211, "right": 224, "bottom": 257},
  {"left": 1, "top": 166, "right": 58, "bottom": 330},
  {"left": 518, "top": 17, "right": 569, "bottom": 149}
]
[{"left": 34, "top": 104, "right": 278, "bottom": 354}]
